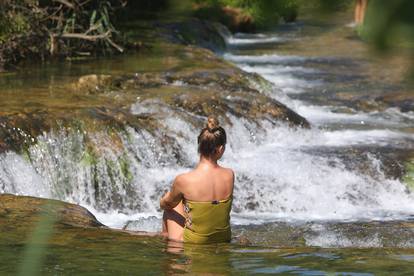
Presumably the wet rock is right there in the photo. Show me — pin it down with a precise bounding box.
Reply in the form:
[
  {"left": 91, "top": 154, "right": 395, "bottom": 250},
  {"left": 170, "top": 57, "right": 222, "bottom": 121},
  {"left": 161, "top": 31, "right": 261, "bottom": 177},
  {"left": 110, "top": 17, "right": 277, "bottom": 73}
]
[
  {"left": 303, "top": 147, "right": 411, "bottom": 181},
  {"left": 233, "top": 221, "right": 414, "bottom": 248},
  {"left": 0, "top": 194, "right": 104, "bottom": 228},
  {"left": 158, "top": 19, "right": 227, "bottom": 52},
  {"left": 74, "top": 74, "right": 114, "bottom": 94},
  {"left": 71, "top": 67, "right": 309, "bottom": 129},
  {"left": 221, "top": 6, "right": 255, "bottom": 33},
  {"left": 123, "top": 216, "right": 161, "bottom": 232},
  {"left": 375, "top": 92, "right": 414, "bottom": 113},
  {"left": 0, "top": 193, "right": 160, "bottom": 262},
  {"left": 0, "top": 112, "right": 51, "bottom": 153},
  {"left": 233, "top": 235, "right": 252, "bottom": 246}
]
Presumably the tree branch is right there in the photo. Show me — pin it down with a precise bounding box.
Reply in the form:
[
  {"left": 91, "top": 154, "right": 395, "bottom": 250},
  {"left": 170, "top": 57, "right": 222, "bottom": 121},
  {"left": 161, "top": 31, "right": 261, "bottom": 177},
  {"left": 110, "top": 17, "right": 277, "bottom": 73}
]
[
  {"left": 52, "top": 0, "right": 75, "bottom": 10},
  {"left": 106, "top": 37, "right": 124, "bottom": 52},
  {"left": 53, "top": 30, "right": 112, "bottom": 41}
]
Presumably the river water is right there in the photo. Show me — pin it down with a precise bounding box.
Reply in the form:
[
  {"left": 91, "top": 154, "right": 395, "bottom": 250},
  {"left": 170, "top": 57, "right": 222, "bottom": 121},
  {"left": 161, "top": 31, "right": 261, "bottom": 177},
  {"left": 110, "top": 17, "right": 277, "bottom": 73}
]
[{"left": 1, "top": 15, "right": 414, "bottom": 274}]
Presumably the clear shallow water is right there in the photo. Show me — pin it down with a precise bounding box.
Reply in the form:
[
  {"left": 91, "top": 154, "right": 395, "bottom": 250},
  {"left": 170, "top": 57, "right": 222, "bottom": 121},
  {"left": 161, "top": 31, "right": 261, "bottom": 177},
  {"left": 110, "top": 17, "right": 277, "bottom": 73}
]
[{"left": 2, "top": 240, "right": 414, "bottom": 275}]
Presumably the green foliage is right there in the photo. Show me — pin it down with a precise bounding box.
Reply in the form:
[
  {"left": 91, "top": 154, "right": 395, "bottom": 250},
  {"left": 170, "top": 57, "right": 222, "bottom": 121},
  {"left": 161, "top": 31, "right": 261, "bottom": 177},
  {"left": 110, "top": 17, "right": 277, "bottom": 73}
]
[
  {"left": 0, "top": 0, "right": 125, "bottom": 55},
  {"left": 362, "top": 0, "right": 414, "bottom": 51},
  {"left": 0, "top": 11, "right": 31, "bottom": 42},
  {"left": 296, "top": 0, "right": 352, "bottom": 13},
  {"left": 192, "top": 0, "right": 299, "bottom": 30}
]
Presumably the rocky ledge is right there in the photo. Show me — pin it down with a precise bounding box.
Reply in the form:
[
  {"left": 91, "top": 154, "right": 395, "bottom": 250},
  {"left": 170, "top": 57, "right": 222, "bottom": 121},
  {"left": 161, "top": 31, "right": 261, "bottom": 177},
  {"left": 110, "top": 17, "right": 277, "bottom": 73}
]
[
  {"left": 0, "top": 194, "right": 103, "bottom": 229},
  {"left": 0, "top": 43, "right": 309, "bottom": 155}
]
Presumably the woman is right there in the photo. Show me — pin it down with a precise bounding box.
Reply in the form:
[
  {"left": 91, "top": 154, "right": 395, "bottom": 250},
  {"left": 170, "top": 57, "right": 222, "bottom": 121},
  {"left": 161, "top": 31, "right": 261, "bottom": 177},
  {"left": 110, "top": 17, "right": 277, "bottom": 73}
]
[
  {"left": 354, "top": 0, "right": 369, "bottom": 26},
  {"left": 160, "top": 116, "right": 234, "bottom": 243}
]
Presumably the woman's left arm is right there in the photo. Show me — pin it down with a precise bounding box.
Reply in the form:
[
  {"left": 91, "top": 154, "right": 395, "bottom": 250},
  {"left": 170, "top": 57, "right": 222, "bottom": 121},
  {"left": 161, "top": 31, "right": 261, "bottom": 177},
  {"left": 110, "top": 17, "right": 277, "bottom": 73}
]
[{"left": 160, "top": 176, "right": 183, "bottom": 210}]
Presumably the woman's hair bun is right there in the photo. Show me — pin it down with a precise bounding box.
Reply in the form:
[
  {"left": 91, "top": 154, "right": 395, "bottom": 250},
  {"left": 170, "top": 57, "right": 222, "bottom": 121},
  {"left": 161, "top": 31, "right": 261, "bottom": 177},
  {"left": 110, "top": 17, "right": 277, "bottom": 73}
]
[
  {"left": 198, "top": 115, "right": 227, "bottom": 157},
  {"left": 206, "top": 115, "right": 219, "bottom": 131}
]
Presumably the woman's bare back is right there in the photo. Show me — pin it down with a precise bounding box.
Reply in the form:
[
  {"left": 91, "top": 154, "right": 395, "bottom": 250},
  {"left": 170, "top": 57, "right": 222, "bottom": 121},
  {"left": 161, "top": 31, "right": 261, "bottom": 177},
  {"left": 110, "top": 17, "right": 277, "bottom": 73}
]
[
  {"left": 161, "top": 162, "right": 234, "bottom": 242},
  {"left": 178, "top": 164, "right": 234, "bottom": 202}
]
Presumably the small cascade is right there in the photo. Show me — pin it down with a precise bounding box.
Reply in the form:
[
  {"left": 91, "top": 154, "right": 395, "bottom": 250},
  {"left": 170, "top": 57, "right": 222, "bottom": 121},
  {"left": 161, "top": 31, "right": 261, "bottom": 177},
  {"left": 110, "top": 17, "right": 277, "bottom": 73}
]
[
  {"left": 1, "top": 25, "right": 414, "bottom": 233},
  {"left": 1, "top": 104, "right": 414, "bottom": 228}
]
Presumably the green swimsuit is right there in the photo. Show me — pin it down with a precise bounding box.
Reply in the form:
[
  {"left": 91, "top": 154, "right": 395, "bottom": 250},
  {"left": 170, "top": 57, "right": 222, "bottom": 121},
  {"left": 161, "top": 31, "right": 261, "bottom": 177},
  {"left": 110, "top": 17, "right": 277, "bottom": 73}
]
[{"left": 183, "top": 197, "right": 232, "bottom": 244}]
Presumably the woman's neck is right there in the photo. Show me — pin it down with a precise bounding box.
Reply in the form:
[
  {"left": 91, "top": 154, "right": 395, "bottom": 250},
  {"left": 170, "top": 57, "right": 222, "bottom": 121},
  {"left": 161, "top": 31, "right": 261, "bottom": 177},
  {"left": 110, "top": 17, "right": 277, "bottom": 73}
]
[{"left": 198, "top": 156, "right": 219, "bottom": 169}]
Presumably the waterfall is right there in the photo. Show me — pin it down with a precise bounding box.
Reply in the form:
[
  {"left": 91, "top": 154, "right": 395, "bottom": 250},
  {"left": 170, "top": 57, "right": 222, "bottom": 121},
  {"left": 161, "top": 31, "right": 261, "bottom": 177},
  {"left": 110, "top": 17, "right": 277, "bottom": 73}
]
[{"left": 1, "top": 29, "right": 414, "bottom": 231}]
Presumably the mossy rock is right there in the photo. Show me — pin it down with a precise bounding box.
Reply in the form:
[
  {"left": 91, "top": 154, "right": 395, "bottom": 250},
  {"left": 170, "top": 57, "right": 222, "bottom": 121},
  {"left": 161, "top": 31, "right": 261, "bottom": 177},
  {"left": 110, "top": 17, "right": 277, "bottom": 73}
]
[{"left": 0, "top": 194, "right": 104, "bottom": 229}]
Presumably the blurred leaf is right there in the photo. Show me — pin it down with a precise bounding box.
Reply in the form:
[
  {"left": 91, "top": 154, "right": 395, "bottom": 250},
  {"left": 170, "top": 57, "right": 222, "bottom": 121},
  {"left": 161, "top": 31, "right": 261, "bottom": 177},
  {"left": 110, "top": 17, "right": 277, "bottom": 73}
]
[
  {"left": 17, "top": 203, "right": 58, "bottom": 276},
  {"left": 363, "top": 0, "right": 414, "bottom": 51}
]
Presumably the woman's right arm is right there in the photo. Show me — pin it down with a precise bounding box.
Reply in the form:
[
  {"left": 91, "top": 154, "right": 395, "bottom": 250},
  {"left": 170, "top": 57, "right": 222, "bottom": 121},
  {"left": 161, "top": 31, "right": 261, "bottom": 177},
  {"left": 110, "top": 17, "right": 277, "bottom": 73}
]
[{"left": 160, "top": 176, "right": 184, "bottom": 210}]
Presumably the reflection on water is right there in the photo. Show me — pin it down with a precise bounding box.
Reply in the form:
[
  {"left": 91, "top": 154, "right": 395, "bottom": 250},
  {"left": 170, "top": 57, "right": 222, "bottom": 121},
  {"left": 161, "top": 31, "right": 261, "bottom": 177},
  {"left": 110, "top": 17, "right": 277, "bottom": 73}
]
[
  {"left": 164, "top": 241, "right": 414, "bottom": 275},
  {"left": 2, "top": 239, "right": 414, "bottom": 274}
]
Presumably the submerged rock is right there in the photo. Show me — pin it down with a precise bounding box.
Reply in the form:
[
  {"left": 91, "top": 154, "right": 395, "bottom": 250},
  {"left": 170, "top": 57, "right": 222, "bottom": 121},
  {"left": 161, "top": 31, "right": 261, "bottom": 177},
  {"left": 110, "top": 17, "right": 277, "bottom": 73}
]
[
  {"left": 233, "top": 220, "right": 414, "bottom": 248},
  {"left": 0, "top": 193, "right": 165, "bottom": 275},
  {"left": 74, "top": 74, "right": 113, "bottom": 94},
  {"left": 375, "top": 92, "right": 414, "bottom": 113}
]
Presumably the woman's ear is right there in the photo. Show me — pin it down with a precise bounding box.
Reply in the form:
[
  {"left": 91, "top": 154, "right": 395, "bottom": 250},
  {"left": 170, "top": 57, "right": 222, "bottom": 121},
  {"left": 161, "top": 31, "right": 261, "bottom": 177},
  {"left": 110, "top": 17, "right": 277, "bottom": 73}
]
[
  {"left": 216, "top": 145, "right": 225, "bottom": 156},
  {"left": 220, "top": 145, "right": 225, "bottom": 153}
]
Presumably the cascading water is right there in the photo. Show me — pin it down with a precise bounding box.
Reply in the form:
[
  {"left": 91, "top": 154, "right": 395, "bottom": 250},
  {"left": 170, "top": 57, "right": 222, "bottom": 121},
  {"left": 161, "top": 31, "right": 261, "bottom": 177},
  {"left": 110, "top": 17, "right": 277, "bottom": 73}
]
[{"left": 1, "top": 25, "right": 414, "bottom": 247}]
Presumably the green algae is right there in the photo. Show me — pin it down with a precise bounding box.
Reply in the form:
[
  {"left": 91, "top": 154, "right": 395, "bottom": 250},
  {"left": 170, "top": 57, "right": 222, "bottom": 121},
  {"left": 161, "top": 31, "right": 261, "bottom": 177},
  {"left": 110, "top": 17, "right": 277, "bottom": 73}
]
[
  {"left": 403, "top": 159, "right": 414, "bottom": 192},
  {"left": 81, "top": 148, "right": 98, "bottom": 167},
  {"left": 119, "top": 155, "right": 133, "bottom": 182}
]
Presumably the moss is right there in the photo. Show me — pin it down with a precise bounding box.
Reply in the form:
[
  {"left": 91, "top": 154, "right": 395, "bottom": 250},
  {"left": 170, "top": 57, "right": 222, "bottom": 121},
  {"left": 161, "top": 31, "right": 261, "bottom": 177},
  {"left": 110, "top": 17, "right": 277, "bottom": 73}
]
[
  {"left": 21, "top": 148, "right": 31, "bottom": 163},
  {"left": 403, "top": 160, "right": 414, "bottom": 192},
  {"left": 81, "top": 148, "right": 98, "bottom": 166},
  {"left": 106, "top": 159, "right": 117, "bottom": 186},
  {"left": 119, "top": 155, "right": 133, "bottom": 182}
]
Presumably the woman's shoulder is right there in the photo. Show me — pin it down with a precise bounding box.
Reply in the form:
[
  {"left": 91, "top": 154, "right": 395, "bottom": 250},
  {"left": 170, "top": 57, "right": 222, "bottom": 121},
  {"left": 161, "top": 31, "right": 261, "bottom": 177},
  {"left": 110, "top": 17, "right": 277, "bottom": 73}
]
[
  {"left": 219, "top": 165, "right": 234, "bottom": 174},
  {"left": 219, "top": 166, "right": 235, "bottom": 180},
  {"left": 174, "top": 170, "right": 198, "bottom": 185}
]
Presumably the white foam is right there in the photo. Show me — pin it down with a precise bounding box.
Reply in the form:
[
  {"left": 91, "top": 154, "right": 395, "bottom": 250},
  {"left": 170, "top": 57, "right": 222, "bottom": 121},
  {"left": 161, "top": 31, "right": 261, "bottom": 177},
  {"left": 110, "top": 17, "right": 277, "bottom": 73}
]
[
  {"left": 240, "top": 64, "right": 318, "bottom": 75},
  {"left": 237, "top": 62, "right": 323, "bottom": 95},
  {"left": 226, "top": 36, "right": 288, "bottom": 46},
  {"left": 92, "top": 209, "right": 162, "bottom": 230},
  {"left": 224, "top": 53, "right": 307, "bottom": 64},
  {"left": 305, "top": 226, "right": 384, "bottom": 248},
  {"left": 321, "top": 129, "right": 414, "bottom": 147},
  {"left": 0, "top": 152, "right": 49, "bottom": 198}
]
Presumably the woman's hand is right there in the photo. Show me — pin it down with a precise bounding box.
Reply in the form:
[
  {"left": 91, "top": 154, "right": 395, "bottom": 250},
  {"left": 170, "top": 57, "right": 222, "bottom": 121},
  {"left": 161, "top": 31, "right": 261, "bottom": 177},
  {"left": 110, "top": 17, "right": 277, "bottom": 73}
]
[
  {"left": 160, "top": 176, "right": 183, "bottom": 210},
  {"left": 160, "top": 191, "right": 171, "bottom": 210}
]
